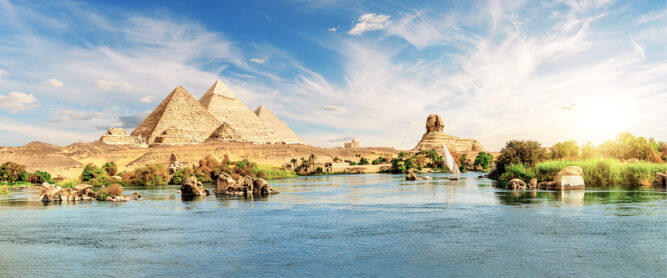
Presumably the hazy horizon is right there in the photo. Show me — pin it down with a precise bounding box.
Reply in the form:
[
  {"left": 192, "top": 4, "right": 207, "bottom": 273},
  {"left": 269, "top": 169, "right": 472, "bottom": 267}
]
[{"left": 1, "top": 0, "right": 665, "bottom": 151}]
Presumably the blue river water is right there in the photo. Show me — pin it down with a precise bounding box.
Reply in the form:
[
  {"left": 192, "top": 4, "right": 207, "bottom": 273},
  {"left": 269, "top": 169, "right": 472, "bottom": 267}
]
[{"left": 0, "top": 172, "right": 666, "bottom": 277}]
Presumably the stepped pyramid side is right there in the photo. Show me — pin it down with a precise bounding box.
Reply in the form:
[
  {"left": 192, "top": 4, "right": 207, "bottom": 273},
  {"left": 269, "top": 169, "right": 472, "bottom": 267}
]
[
  {"left": 206, "top": 122, "right": 243, "bottom": 142},
  {"left": 199, "top": 80, "right": 280, "bottom": 144},
  {"left": 254, "top": 105, "right": 304, "bottom": 144},
  {"left": 131, "top": 86, "right": 221, "bottom": 145}
]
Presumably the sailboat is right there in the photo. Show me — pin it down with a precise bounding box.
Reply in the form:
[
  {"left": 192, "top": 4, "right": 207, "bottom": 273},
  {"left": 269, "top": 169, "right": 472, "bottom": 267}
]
[{"left": 442, "top": 143, "right": 461, "bottom": 180}]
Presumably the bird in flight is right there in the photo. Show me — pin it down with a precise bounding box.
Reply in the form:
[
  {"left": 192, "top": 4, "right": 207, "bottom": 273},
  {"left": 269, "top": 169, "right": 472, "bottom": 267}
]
[{"left": 562, "top": 103, "right": 575, "bottom": 111}]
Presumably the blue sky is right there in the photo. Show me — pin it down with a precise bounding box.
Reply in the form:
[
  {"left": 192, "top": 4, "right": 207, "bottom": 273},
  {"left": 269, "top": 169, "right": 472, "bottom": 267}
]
[{"left": 0, "top": 0, "right": 665, "bottom": 150}]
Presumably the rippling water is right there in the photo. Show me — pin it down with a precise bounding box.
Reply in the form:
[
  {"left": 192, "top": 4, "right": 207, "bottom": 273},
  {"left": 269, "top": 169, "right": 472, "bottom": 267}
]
[{"left": 1, "top": 172, "right": 666, "bottom": 277}]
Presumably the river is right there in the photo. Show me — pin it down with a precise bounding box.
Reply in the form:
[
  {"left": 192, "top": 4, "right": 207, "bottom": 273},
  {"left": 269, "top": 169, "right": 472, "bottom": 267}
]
[{"left": 1, "top": 172, "right": 665, "bottom": 277}]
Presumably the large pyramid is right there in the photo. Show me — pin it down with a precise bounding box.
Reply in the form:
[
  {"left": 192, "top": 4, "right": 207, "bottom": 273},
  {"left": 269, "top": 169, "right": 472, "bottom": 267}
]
[
  {"left": 254, "top": 105, "right": 304, "bottom": 144},
  {"left": 199, "top": 80, "right": 280, "bottom": 144},
  {"left": 131, "top": 86, "right": 221, "bottom": 145}
]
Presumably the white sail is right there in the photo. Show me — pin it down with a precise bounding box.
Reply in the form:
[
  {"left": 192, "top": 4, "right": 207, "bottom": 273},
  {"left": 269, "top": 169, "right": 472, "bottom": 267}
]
[{"left": 442, "top": 143, "right": 461, "bottom": 176}]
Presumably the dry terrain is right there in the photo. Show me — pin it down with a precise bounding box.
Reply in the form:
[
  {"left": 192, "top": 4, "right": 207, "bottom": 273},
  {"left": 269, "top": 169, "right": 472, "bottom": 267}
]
[{"left": 0, "top": 141, "right": 400, "bottom": 179}]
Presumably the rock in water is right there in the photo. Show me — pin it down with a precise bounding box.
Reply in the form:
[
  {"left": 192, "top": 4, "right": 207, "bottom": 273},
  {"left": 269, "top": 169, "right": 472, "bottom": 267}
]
[
  {"left": 529, "top": 178, "right": 538, "bottom": 188},
  {"left": 654, "top": 172, "right": 667, "bottom": 187},
  {"left": 39, "top": 183, "right": 63, "bottom": 202},
  {"left": 507, "top": 179, "right": 526, "bottom": 190},
  {"left": 214, "top": 173, "right": 278, "bottom": 195},
  {"left": 553, "top": 166, "right": 585, "bottom": 190},
  {"left": 406, "top": 172, "right": 417, "bottom": 181},
  {"left": 180, "top": 176, "right": 210, "bottom": 196}
]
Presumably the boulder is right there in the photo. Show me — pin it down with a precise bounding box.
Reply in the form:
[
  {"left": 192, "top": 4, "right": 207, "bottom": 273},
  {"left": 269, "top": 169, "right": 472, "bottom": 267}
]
[
  {"left": 507, "top": 178, "right": 526, "bottom": 190},
  {"left": 106, "top": 196, "right": 129, "bottom": 202},
  {"left": 654, "top": 172, "right": 667, "bottom": 187},
  {"left": 39, "top": 183, "right": 63, "bottom": 202},
  {"left": 553, "top": 166, "right": 585, "bottom": 190},
  {"left": 214, "top": 173, "right": 278, "bottom": 195},
  {"left": 180, "top": 176, "right": 210, "bottom": 197},
  {"left": 529, "top": 178, "right": 538, "bottom": 188},
  {"left": 168, "top": 160, "right": 186, "bottom": 174},
  {"left": 406, "top": 172, "right": 417, "bottom": 181}
]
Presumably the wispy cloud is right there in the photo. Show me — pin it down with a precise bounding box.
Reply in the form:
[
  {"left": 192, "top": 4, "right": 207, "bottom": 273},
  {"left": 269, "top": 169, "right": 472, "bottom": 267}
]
[
  {"left": 348, "top": 13, "right": 391, "bottom": 35},
  {"left": 140, "top": 96, "right": 154, "bottom": 103},
  {"left": 250, "top": 57, "right": 268, "bottom": 64},
  {"left": 95, "top": 80, "right": 133, "bottom": 91},
  {"left": 0, "top": 91, "right": 37, "bottom": 112},
  {"left": 45, "top": 78, "right": 64, "bottom": 87},
  {"left": 48, "top": 110, "right": 103, "bottom": 123}
]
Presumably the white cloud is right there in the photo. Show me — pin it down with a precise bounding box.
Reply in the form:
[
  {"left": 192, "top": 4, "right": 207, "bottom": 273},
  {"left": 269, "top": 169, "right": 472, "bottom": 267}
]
[
  {"left": 45, "top": 78, "right": 64, "bottom": 87},
  {"left": 250, "top": 57, "right": 267, "bottom": 64},
  {"left": 95, "top": 80, "right": 134, "bottom": 91},
  {"left": 348, "top": 13, "right": 391, "bottom": 35},
  {"left": 328, "top": 27, "right": 337, "bottom": 32},
  {"left": 0, "top": 91, "right": 37, "bottom": 112},
  {"left": 48, "top": 110, "right": 103, "bottom": 123},
  {"left": 140, "top": 96, "right": 155, "bottom": 103},
  {"left": 322, "top": 105, "right": 347, "bottom": 114}
]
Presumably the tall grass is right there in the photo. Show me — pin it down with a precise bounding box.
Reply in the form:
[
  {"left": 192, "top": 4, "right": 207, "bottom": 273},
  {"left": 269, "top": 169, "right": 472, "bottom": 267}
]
[
  {"left": 534, "top": 159, "right": 666, "bottom": 187},
  {"left": 55, "top": 178, "right": 81, "bottom": 189},
  {"left": 499, "top": 164, "right": 536, "bottom": 182},
  {"left": 256, "top": 165, "right": 297, "bottom": 180}
]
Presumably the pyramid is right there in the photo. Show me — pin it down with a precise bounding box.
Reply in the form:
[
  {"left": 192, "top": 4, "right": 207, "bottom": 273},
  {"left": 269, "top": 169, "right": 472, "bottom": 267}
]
[
  {"left": 254, "top": 105, "right": 304, "bottom": 144},
  {"left": 131, "top": 86, "right": 221, "bottom": 145},
  {"left": 199, "top": 80, "right": 280, "bottom": 144},
  {"left": 207, "top": 122, "right": 243, "bottom": 142}
]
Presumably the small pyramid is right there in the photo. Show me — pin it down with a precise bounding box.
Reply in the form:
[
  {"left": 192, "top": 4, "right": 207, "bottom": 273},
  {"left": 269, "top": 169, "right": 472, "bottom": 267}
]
[
  {"left": 207, "top": 122, "right": 243, "bottom": 142},
  {"left": 199, "top": 80, "right": 280, "bottom": 144},
  {"left": 254, "top": 105, "right": 304, "bottom": 144},
  {"left": 131, "top": 86, "right": 221, "bottom": 145}
]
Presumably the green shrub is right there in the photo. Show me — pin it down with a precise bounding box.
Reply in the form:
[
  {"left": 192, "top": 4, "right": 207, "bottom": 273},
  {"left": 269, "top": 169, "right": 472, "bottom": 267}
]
[
  {"left": 103, "top": 161, "right": 118, "bottom": 176},
  {"left": 551, "top": 140, "right": 579, "bottom": 159},
  {"left": 499, "top": 163, "right": 535, "bottom": 183},
  {"left": 171, "top": 168, "right": 194, "bottom": 185},
  {"left": 126, "top": 164, "right": 170, "bottom": 186},
  {"left": 473, "top": 152, "right": 493, "bottom": 170},
  {"left": 0, "top": 161, "right": 27, "bottom": 183},
  {"left": 90, "top": 176, "right": 122, "bottom": 187},
  {"left": 359, "top": 157, "right": 369, "bottom": 165},
  {"left": 81, "top": 163, "right": 106, "bottom": 182},
  {"left": 491, "top": 140, "right": 548, "bottom": 179},
  {"left": 27, "top": 171, "right": 53, "bottom": 184},
  {"left": 56, "top": 178, "right": 80, "bottom": 189}
]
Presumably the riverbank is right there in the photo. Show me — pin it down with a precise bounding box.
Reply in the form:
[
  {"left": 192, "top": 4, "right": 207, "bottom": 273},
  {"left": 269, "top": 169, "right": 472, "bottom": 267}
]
[{"left": 500, "top": 158, "right": 667, "bottom": 187}]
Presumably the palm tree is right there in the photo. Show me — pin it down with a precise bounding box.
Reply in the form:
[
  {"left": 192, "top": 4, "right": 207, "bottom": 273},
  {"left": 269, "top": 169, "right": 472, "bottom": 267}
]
[
  {"left": 290, "top": 158, "right": 297, "bottom": 169},
  {"left": 308, "top": 154, "right": 316, "bottom": 172}
]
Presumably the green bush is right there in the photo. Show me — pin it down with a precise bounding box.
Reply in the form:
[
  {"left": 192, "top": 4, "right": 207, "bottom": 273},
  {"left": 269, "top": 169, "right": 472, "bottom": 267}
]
[
  {"left": 491, "top": 140, "right": 548, "bottom": 179},
  {"left": 126, "top": 164, "right": 170, "bottom": 186},
  {"left": 499, "top": 163, "right": 535, "bottom": 183},
  {"left": 0, "top": 161, "right": 27, "bottom": 183},
  {"left": 81, "top": 163, "right": 106, "bottom": 182},
  {"left": 551, "top": 140, "right": 579, "bottom": 159},
  {"left": 359, "top": 157, "right": 369, "bottom": 165},
  {"left": 171, "top": 168, "right": 194, "bottom": 185},
  {"left": 473, "top": 152, "right": 493, "bottom": 170},
  {"left": 27, "top": 171, "right": 53, "bottom": 184},
  {"left": 103, "top": 162, "right": 118, "bottom": 176}
]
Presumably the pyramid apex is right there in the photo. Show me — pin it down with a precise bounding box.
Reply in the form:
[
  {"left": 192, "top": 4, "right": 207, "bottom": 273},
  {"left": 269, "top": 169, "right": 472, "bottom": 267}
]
[{"left": 203, "top": 80, "right": 236, "bottom": 99}]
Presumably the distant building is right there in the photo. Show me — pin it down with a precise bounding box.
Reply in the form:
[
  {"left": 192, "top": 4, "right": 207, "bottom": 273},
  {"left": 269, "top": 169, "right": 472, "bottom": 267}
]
[{"left": 344, "top": 138, "right": 359, "bottom": 149}]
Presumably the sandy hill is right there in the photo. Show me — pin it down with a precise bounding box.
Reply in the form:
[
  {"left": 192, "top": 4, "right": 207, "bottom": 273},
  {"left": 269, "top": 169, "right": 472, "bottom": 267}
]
[{"left": 0, "top": 141, "right": 399, "bottom": 179}]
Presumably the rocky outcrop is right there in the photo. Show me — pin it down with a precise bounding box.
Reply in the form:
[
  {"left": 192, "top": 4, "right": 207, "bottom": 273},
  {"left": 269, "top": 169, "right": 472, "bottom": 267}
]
[
  {"left": 529, "top": 178, "right": 538, "bottom": 188},
  {"left": 413, "top": 114, "right": 483, "bottom": 152},
  {"left": 180, "top": 176, "right": 210, "bottom": 196},
  {"left": 507, "top": 178, "right": 527, "bottom": 190},
  {"left": 214, "top": 172, "right": 277, "bottom": 195},
  {"left": 553, "top": 166, "right": 585, "bottom": 190},
  {"left": 39, "top": 183, "right": 97, "bottom": 202},
  {"left": 168, "top": 160, "right": 186, "bottom": 174},
  {"left": 654, "top": 172, "right": 667, "bottom": 187},
  {"left": 405, "top": 170, "right": 432, "bottom": 181}
]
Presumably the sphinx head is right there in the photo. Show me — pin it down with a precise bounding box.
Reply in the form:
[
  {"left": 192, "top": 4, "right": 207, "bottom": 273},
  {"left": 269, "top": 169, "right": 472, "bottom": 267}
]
[{"left": 426, "top": 114, "right": 444, "bottom": 133}]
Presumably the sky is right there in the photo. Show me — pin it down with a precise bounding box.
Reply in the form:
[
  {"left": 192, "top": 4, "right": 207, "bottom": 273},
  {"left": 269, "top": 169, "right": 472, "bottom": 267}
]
[{"left": 0, "top": 0, "right": 665, "bottom": 151}]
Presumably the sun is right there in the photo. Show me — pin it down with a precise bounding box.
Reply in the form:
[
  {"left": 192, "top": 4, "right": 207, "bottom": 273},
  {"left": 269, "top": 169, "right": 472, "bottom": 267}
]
[{"left": 575, "top": 100, "right": 630, "bottom": 140}]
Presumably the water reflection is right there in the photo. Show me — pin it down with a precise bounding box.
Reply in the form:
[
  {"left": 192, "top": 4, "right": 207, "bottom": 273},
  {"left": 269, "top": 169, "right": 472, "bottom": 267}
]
[{"left": 495, "top": 187, "right": 667, "bottom": 206}]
